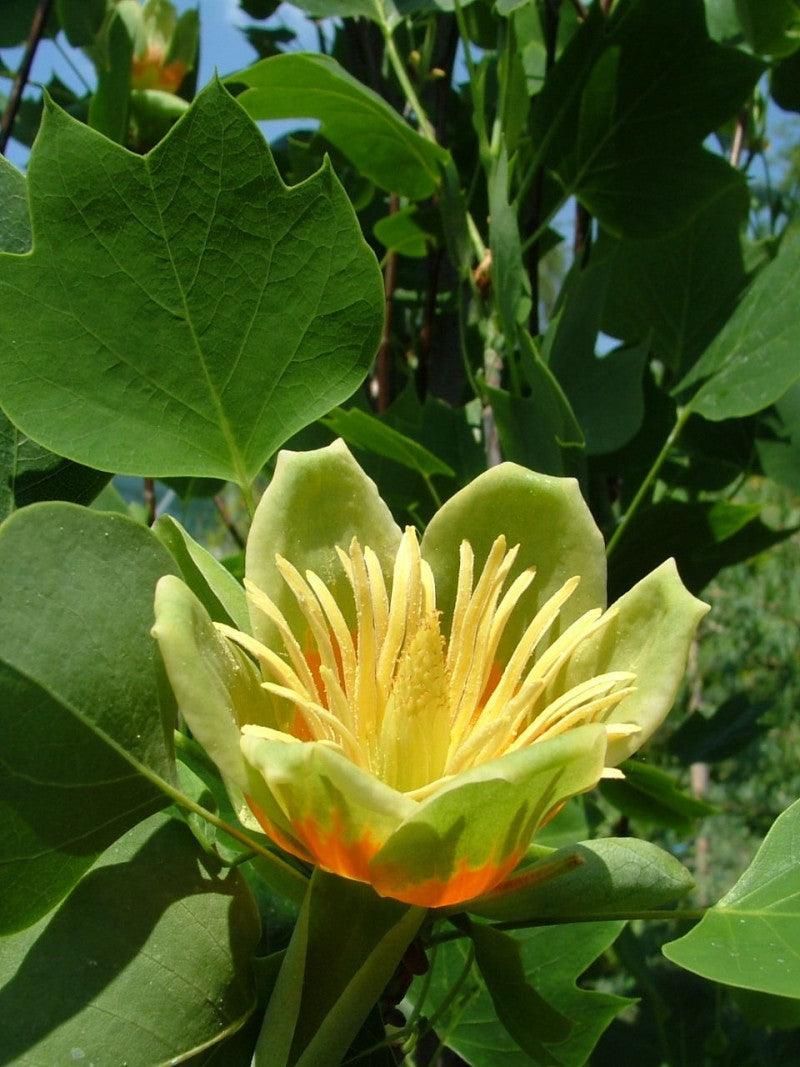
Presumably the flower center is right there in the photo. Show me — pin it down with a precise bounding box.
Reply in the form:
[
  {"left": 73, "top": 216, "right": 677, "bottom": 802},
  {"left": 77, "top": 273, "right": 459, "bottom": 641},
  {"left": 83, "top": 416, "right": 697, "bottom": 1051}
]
[{"left": 219, "top": 527, "right": 638, "bottom": 796}]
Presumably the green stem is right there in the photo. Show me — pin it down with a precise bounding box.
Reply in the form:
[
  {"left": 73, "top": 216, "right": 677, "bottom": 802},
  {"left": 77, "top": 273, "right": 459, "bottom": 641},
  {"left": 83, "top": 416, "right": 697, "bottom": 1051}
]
[
  {"left": 239, "top": 477, "right": 256, "bottom": 520},
  {"left": 520, "top": 195, "right": 566, "bottom": 255},
  {"left": 606, "top": 407, "right": 690, "bottom": 558},
  {"left": 172, "top": 733, "right": 307, "bottom": 903},
  {"left": 379, "top": 6, "right": 486, "bottom": 263},
  {"left": 380, "top": 21, "right": 436, "bottom": 141},
  {"left": 422, "top": 471, "right": 443, "bottom": 509},
  {"left": 428, "top": 907, "right": 707, "bottom": 945}
]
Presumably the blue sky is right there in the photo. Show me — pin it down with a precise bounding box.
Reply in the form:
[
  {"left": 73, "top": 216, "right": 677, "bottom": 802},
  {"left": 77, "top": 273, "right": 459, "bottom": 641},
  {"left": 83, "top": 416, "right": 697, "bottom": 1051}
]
[{"left": 0, "top": 0, "right": 322, "bottom": 167}]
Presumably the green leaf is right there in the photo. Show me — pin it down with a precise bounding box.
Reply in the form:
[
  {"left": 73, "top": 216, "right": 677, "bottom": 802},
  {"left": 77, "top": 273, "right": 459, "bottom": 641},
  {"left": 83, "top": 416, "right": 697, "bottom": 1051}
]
[
  {"left": 599, "top": 185, "right": 748, "bottom": 377},
  {"left": 0, "top": 0, "right": 53, "bottom": 46},
  {"left": 607, "top": 498, "right": 798, "bottom": 598},
  {"left": 230, "top": 54, "right": 448, "bottom": 200},
  {"left": 88, "top": 2, "right": 135, "bottom": 142},
  {"left": 470, "top": 923, "right": 573, "bottom": 1059},
  {"left": 669, "top": 693, "right": 768, "bottom": 765},
  {"left": 322, "top": 407, "right": 454, "bottom": 479},
  {"left": 772, "top": 46, "right": 800, "bottom": 111},
  {"left": 680, "top": 227, "right": 800, "bottom": 420},
  {"left": 731, "top": 987, "right": 800, "bottom": 1030},
  {"left": 0, "top": 812, "right": 261, "bottom": 1064},
  {"left": 254, "top": 869, "right": 423, "bottom": 1067},
  {"left": 0, "top": 410, "right": 111, "bottom": 523},
  {"left": 664, "top": 797, "right": 800, "bottom": 997},
  {"left": 57, "top": 0, "right": 106, "bottom": 46},
  {"left": 546, "top": 254, "right": 647, "bottom": 454},
  {"left": 601, "top": 760, "right": 716, "bottom": 834},
  {"left": 489, "top": 148, "right": 527, "bottom": 346},
  {"left": 0, "top": 155, "right": 31, "bottom": 254},
  {"left": 154, "top": 514, "right": 250, "bottom": 630},
  {"left": 0, "top": 502, "right": 177, "bottom": 933},
  {"left": 284, "top": 0, "right": 398, "bottom": 22},
  {"left": 534, "top": 0, "right": 762, "bottom": 237},
  {"left": 470, "top": 838, "right": 693, "bottom": 923},
  {"left": 373, "top": 204, "right": 433, "bottom": 258},
  {"left": 487, "top": 333, "right": 585, "bottom": 476},
  {"left": 757, "top": 379, "right": 800, "bottom": 492},
  {"left": 0, "top": 80, "right": 384, "bottom": 484},
  {"left": 735, "top": 0, "right": 800, "bottom": 55},
  {"left": 414, "top": 922, "right": 629, "bottom": 1066},
  {"left": 704, "top": 0, "right": 742, "bottom": 40}
]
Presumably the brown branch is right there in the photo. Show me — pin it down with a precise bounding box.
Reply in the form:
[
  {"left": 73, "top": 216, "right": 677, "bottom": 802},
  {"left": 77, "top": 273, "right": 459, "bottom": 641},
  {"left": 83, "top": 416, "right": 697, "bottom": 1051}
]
[
  {"left": 143, "top": 477, "right": 157, "bottom": 526},
  {"left": 214, "top": 495, "right": 246, "bottom": 550},
  {"left": 574, "top": 201, "right": 592, "bottom": 265},
  {"left": 0, "top": 0, "right": 55, "bottom": 155},
  {"left": 729, "top": 108, "right": 747, "bottom": 168}
]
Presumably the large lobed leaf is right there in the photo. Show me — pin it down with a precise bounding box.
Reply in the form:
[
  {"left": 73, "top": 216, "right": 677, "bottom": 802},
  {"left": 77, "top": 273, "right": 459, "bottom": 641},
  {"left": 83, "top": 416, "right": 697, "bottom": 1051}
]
[
  {"left": 664, "top": 797, "right": 800, "bottom": 998},
  {"left": 412, "top": 921, "right": 629, "bottom": 1065},
  {"left": 0, "top": 80, "right": 384, "bottom": 486},
  {"left": 680, "top": 226, "right": 800, "bottom": 420},
  {"left": 0, "top": 812, "right": 261, "bottom": 1066}
]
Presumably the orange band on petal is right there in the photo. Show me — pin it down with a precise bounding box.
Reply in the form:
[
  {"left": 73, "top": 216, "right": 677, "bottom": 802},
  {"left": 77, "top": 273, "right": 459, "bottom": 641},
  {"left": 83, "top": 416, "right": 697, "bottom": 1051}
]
[
  {"left": 372, "top": 850, "right": 524, "bottom": 908},
  {"left": 246, "top": 796, "right": 314, "bottom": 865},
  {"left": 293, "top": 812, "right": 382, "bottom": 884}
]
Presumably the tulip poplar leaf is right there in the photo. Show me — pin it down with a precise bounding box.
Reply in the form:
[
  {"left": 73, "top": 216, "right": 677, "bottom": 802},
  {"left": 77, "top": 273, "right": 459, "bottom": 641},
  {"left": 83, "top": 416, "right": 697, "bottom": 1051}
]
[
  {"left": 412, "top": 921, "right": 630, "bottom": 1065},
  {"left": 0, "top": 79, "right": 384, "bottom": 484},
  {"left": 664, "top": 797, "right": 800, "bottom": 998},
  {"left": 231, "top": 53, "right": 448, "bottom": 200},
  {"left": 469, "top": 838, "right": 693, "bottom": 923},
  {"left": 0, "top": 503, "right": 176, "bottom": 932},
  {"left": 0, "top": 812, "right": 261, "bottom": 1065},
  {"left": 680, "top": 226, "right": 800, "bottom": 420}
]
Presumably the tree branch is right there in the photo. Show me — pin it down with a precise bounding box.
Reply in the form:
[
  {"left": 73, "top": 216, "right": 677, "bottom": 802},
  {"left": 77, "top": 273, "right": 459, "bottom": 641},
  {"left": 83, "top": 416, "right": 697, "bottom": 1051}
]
[{"left": 0, "top": 0, "right": 55, "bottom": 155}]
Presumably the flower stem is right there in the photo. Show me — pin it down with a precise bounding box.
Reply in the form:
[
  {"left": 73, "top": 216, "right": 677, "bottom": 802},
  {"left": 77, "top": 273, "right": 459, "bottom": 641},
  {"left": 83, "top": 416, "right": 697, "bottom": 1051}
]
[
  {"left": 428, "top": 906, "right": 707, "bottom": 945},
  {"left": 606, "top": 406, "right": 691, "bottom": 559}
]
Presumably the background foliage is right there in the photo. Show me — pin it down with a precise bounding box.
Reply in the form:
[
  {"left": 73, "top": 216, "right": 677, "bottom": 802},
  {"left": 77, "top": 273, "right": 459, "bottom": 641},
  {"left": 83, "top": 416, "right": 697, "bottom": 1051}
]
[{"left": 1, "top": 0, "right": 799, "bottom": 1064}]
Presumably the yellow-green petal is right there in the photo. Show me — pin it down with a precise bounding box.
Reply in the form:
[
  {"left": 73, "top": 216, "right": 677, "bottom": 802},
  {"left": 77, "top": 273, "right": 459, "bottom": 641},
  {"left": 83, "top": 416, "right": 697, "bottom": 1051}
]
[
  {"left": 152, "top": 575, "right": 276, "bottom": 826},
  {"left": 421, "top": 464, "right": 607, "bottom": 658},
  {"left": 246, "top": 440, "right": 402, "bottom": 645},
  {"left": 561, "top": 559, "right": 709, "bottom": 764},
  {"left": 240, "top": 734, "right": 415, "bottom": 882},
  {"left": 368, "top": 724, "right": 608, "bottom": 907}
]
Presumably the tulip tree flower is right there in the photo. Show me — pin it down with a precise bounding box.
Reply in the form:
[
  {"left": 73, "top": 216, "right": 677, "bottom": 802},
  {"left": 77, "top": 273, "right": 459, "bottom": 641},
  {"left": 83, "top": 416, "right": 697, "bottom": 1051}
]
[{"left": 153, "top": 442, "right": 708, "bottom": 908}]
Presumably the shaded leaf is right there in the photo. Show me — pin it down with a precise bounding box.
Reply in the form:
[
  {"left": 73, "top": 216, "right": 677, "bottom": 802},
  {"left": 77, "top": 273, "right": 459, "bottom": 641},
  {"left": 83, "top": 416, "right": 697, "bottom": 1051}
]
[
  {"left": 488, "top": 333, "right": 584, "bottom": 476},
  {"left": 470, "top": 923, "right": 572, "bottom": 1060},
  {"left": 601, "top": 760, "right": 716, "bottom": 834},
  {"left": 607, "top": 498, "right": 798, "bottom": 599},
  {"left": 0, "top": 812, "right": 261, "bottom": 1065},
  {"left": 669, "top": 694, "right": 768, "bottom": 764},
  {"left": 0, "top": 503, "right": 176, "bottom": 932},
  {"left": 599, "top": 185, "right": 748, "bottom": 377},
  {"left": 254, "top": 870, "right": 423, "bottom": 1066},
  {"left": 414, "top": 922, "right": 629, "bottom": 1066},
  {"left": 664, "top": 797, "right": 800, "bottom": 998},
  {"left": 533, "top": 0, "right": 762, "bottom": 237},
  {"left": 734, "top": 0, "right": 800, "bottom": 55}
]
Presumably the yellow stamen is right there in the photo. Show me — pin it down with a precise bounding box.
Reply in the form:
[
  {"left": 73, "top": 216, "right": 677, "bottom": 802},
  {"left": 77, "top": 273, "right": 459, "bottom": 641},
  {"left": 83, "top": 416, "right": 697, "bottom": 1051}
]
[{"left": 230, "top": 529, "right": 637, "bottom": 792}]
